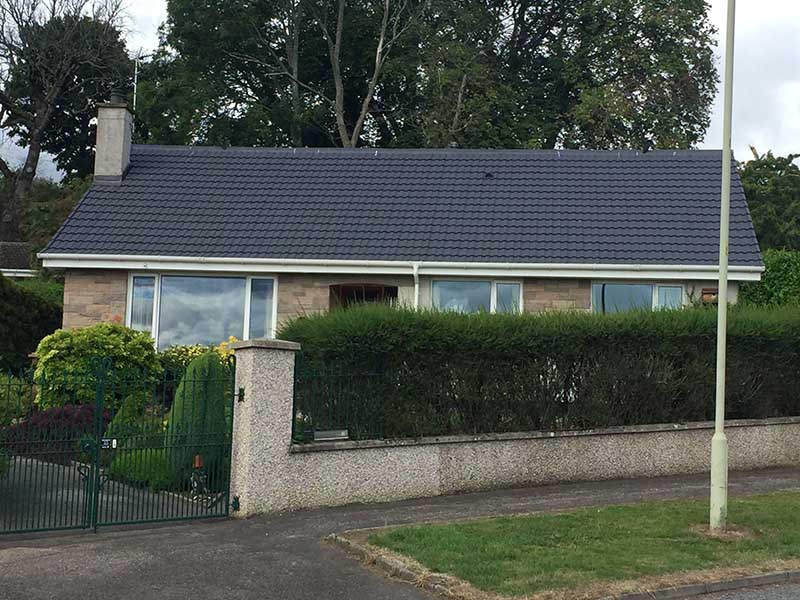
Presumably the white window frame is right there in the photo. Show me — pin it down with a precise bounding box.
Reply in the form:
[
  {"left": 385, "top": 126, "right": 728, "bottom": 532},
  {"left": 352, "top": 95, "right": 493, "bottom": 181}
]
[
  {"left": 430, "top": 279, "right": 523, "bottom": 314},
  {"left": 126, "top": 272, "right": 279, "bottom": 348},
  {"left": 590, "top": 281, "right": 686, "bottom": 313}
]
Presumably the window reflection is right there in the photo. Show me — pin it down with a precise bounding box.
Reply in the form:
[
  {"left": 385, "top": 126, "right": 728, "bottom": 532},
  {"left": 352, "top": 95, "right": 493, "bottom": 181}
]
[
  {"left": 496, "top": 283, "right": 521, "bottom": 313},
  {"left": 657, "top": 286, "right": 683, "bottom": 309},
  {"left": 130, "top": 276, "right": 155, "bottom": 332},
  {"left": 432, "top": 280, "right": 492, "bottom": 313},
  {"left": 158, "top": 276, "right": 246, "bottom": 348},
  {"left": 592, "top": 283, "right": 653, "bottom": 314},
  {"left": 249, "top": 278, "right": 275, "bottom": 339}
]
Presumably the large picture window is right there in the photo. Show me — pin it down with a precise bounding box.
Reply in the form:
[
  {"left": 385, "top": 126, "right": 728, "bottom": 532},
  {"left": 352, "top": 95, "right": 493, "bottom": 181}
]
[
  {"left": 128, "top": 274, "right": 277, "bottom": 348},
  {"left": 592, "top": 283, "right": 684, "bottom": 314},
  {"left": 432, "top": 280, "right": 522, "bottom": 314}
]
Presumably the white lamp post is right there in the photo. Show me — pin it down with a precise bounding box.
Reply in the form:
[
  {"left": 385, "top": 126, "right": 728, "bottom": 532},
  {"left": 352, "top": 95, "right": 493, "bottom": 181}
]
[{"left": 710, "top": 0, "right": 737, "bottom": 532}]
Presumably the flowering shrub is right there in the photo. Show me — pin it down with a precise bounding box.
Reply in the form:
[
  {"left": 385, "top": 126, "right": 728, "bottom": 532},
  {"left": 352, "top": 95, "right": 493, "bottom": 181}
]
[
  {"left": 158, "top": 337, "right": 237, "bottom": 372},
  {"left": 2, "top": 404, "right": 110, "bottom": 464}
]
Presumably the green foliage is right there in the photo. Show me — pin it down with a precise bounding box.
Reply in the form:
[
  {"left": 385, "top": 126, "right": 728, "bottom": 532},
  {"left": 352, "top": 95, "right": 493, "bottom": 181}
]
[
  {"left": 739, "top": 149, "right": 800, "bottom": 250},
  {"left": 108, "top": 448, "right": 174, "bottom": 492},
  {"left": 158, "top": 339, "right": 236, "bottom": 373},
  {"left": 13, "top": 278, "right": 64, "bottom": 307},
  {"left": 165, "top": 353, "right": 230, "bottom": 489},
  {"left": 105, "top": 393, "right": 165, "bottom": 442},
  {"left": 34, "top": 323, "right": 162, "bottom": 409},
  {"left": 7, "top": 15, "right": 133, "bottom": 180},
  {"left": 0, "top": 274, "right": 62, "bottom": 371},
  {"left": 0, "top": 374, "right": 34, "bottom": 427},
  {"left": 740, "top": 249, "right": 800, "bottom": 307},
  {"left": 22, "top": 177, "right": 91, "bottom": 254},
  {"left": 281, "top": 304, "right": 800, "bottom": 440},
  {"left": 138, "top": 0, "right": 716, "bottom": 150}
]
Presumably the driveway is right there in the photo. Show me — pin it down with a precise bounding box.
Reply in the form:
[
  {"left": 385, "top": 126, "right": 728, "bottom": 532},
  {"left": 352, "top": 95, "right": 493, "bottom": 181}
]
[
  {"left": 0, "top": 457, "right": 213, "bottom": 533},
  {"left": 1, "top": 468, "right": 798, "bottom": 600}
]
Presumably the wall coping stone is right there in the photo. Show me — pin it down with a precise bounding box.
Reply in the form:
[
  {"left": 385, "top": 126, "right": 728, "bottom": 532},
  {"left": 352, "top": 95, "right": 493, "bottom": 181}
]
[
  {"left": 289, "top": 416, "right": 800, "bottom": 454},
  {"left": 231, "top": 339, "right": 301, "bottom": 351}
]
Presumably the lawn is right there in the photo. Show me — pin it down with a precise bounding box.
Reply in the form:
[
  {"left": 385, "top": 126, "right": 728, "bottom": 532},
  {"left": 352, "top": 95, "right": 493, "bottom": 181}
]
[{"left": 369, "top": 492, "right": 800, "bottom": 598}]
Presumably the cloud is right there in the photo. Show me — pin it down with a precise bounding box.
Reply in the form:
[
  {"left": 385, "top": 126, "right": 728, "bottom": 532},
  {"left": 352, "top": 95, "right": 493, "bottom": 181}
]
[{"left": 701, "top": 0, "right": 800, "bottom": 158}]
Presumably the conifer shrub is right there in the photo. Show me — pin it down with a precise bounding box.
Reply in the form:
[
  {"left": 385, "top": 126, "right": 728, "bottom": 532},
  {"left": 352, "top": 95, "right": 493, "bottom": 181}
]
[{"left": 164, "top": 352, "right": 230, "bottom": 490}]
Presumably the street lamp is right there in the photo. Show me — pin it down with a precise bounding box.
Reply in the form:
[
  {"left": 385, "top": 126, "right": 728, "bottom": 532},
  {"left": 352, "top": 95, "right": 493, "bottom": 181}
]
[{"left": 710, "top": 0, "right": 736, "bottom": 532}]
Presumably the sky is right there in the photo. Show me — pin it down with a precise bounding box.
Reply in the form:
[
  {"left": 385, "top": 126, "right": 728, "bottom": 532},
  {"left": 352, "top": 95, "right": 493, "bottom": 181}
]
[{"left": 3, "top": 0, "right": 799, "bottom": 179}]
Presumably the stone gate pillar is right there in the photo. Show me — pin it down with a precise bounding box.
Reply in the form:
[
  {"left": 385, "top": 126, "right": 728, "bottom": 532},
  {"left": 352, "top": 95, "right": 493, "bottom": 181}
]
[{"left": 229, "top": 339, "right": 300, "bottom": 517}]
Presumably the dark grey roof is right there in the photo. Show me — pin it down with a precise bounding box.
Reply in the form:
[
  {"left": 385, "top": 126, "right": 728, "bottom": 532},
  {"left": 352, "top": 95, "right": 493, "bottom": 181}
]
[
  {"left": 43, "top": 146, "right": 763, "bottom": 267},
  {"left": 0, "top": 242, "right": 32, "bottom": 270}
]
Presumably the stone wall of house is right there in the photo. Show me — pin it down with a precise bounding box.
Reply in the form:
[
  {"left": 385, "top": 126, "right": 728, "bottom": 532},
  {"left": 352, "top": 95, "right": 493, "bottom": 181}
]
[
  {"left": 62, "top": 269, "right": 128, "bottom": 329},
  {"left": 276, "top": 274, "right": 415, "bottom": 328},
  {"left": 523, "top": 278, "right": 592, "bottom": 311}
]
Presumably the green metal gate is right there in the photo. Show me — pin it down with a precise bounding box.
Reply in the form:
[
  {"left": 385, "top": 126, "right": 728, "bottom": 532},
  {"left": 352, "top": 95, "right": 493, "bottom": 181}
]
[{"left": 0, "top": 357, "right": 236, "bottom": 534}]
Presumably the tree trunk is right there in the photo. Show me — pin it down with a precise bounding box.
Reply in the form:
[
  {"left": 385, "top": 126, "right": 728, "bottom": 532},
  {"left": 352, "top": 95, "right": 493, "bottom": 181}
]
[{"left": 0, "top": 117, "right": 46, "bottom": 241}]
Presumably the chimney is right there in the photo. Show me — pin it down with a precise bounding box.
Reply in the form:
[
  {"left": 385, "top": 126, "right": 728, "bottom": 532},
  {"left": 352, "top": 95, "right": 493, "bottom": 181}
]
[{"left": 94, "top": 89, "right": 132, "bottom": 181}]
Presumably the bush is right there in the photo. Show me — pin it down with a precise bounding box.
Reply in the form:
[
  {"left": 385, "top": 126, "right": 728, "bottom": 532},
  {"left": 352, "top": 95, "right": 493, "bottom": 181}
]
[
  {"left": 158, "top": 337, "right": 237, "bottom": 372},
  {"left": 740, "top": 249, "right": 800, "bottom": 306},
  {"left": 0, "top": 274, "right": 62, "bottom": 371},
  {"left": 105, "top": 393, "right": 166, "bottom": 442},
  {"left": 34, "top": 323, "right": 162, "bottom": 410},
  {"left": 13, "top": 278, "right": 64, "bottom": 307},
  {"left": 108, "top": 448, "right": 174, "bottom": 492},
  {"left": 2, "top": 404, "right": 110, "bottom": 464},
  {"left": 280, "top": 304, "right": 800, "bottom": 440},
  {"left": 165, "top": 353, "right": 230, "bottom": 490},
  {"left": 0, "top": 374, "right": 34, "bottom": 426}
]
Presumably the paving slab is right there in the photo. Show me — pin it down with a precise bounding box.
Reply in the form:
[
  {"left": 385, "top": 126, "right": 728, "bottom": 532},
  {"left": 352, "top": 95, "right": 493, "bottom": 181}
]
[{"left": 0, "top": 467, "right": 798, "bottom": 600}]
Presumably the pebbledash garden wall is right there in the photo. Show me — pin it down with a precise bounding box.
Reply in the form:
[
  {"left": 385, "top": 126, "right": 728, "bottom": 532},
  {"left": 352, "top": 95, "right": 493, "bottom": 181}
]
[{"left": 229, "top": 339, "right": 800, "bottom": 517}]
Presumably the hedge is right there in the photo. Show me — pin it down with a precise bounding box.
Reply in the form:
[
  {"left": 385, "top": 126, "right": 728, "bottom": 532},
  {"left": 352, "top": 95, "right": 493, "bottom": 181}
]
[
  {"left": 13, "top": 278, "right": 64, "bottom": 307},
  {"left": 280, "top": 304, "right": 800, "bottom": 440},
  {"left": 0, "top": 275, "right": 62, "bottom": 371}
]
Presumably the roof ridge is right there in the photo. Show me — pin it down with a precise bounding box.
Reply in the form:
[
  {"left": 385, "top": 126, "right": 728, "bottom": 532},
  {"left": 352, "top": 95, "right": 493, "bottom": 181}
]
[{"left": 131, "top": 144, "right": 723, "bottom": 156}]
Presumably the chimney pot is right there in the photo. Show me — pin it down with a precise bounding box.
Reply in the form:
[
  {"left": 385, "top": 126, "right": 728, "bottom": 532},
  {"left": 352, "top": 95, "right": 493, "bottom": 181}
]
[{"left": 109, "top": 88, "right": 126, "bottom": 105}]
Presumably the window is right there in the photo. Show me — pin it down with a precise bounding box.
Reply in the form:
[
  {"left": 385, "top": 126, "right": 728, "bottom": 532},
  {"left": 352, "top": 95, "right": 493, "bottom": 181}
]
[
  {"left": 128, "top": 274, "right": 276, "bottom": 348},
  {"left": 496, "top": 283, "right": 522, "bottom": 313},
  {"left": 130, "top": 276, "right": 155, "bottom": 331},
  {"left": 248, "top": 278, "right": 275, "bottom": 339},
  {"left": 592, "top": 283, "right": 685, "bottom": 314},
  {"left": 656, "top": 286, "right": 683, "bottom": 310},
  {"left": 330, "top": 284, "right": 398, "bottom": 309},
  {"left": 432, "top": 280, "right": 522, "bottom": 314}
]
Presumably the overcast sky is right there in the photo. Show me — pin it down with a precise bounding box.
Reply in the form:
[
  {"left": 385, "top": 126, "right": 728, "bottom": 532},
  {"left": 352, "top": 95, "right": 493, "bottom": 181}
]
[{"left": 5, "top": 0, "right": 800, "bottom": 179}]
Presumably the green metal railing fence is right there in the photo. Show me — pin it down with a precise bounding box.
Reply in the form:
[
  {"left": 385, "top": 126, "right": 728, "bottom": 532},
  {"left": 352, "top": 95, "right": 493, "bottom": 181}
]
[
  {"left": 292, "top": 358, "right": 386, "bottom": 442},
  {"left": 0, "top": 357, "right": 235, "bottom": 534}
]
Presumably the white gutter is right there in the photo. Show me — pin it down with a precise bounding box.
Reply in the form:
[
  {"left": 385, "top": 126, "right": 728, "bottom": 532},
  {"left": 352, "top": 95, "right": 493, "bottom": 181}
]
[
  {"left": 1, "top": 268, "right": 36, "bottom": 279},
  {"left": 412, "top": 262, "right": 420, "bottom": 308},
  {"left": 38, "top": 252, "right": 764, "bottom": 282}
]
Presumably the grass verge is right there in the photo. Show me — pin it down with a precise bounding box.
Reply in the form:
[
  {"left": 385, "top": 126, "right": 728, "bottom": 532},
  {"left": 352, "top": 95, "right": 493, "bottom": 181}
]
[{"left": 368, "top": 492, "right": 800, "bottom": 598}]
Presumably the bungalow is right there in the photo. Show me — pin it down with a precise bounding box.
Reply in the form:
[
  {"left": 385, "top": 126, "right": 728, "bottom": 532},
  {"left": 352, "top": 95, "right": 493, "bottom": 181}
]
[{"left": 39, "top": 96, "right": 763, "bottom": 349}]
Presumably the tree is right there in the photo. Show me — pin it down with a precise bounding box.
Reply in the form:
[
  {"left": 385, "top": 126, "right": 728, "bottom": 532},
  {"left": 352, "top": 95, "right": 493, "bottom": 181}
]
[
  {"left": 139, "top": 0, "right": 717, "bottom": 151},
  {"left": 739, "top": 148, "right": 800, "bottom": 251},
  {"left": 0, "top": 0, "right": 131, "bottom": 241}
]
